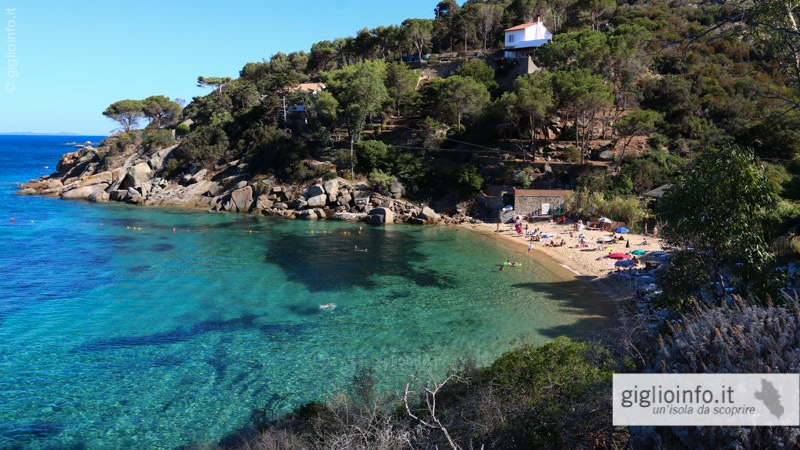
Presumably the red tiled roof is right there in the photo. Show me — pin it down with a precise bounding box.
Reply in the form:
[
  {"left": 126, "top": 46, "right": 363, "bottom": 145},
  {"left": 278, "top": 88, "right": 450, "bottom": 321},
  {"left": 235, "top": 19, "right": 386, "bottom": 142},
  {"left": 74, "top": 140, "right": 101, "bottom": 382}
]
[{"left": 505, "top": 22, "right": 539, "bottom": 32}]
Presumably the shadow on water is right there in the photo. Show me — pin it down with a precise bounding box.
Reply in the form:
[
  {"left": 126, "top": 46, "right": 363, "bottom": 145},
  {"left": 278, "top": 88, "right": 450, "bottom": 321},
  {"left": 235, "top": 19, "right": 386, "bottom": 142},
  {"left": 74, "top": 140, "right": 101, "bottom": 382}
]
[
  {"left": 510, "top": 278, "right": 619, "bottom": 340},
  {"left": 265, "top": 227, "right": 457, "bottom": 291},
  {"left": 76, "top": 314, "right": 309, "bottom": 352},
  {"left": 0, "top": 421, "right": 64, "bottom": 449}
]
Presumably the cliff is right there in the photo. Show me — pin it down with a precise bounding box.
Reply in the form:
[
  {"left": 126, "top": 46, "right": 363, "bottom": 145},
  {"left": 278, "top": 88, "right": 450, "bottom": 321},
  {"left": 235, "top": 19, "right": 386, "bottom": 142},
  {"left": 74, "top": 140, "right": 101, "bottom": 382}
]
[{"left": 17, "top": 138, "right": 451, "bottom": 226}]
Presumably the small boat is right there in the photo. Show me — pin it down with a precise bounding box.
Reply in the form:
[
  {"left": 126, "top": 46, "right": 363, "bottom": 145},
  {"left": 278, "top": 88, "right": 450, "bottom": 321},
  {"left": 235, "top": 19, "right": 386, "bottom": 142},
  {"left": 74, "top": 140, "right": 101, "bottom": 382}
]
[{"left": 319, "top": 303, "right": 337, "bottom": 310}]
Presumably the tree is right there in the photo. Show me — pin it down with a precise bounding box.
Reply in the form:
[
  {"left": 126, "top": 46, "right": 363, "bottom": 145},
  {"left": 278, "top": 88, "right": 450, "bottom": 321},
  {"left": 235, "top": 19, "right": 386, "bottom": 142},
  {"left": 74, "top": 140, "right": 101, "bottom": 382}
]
[
  {"left": 402, "top": 19, "right": 434, "bottom": 63},
  {"left": 511, "top": 71, "right": 555, "bottom": 157},
  {"left": 614, "top": 109, "right": 660, "bottom": 170},
  {"left": 475, "top": 4, "right": 503, "bottom": 50},
  {"left": 322, "top": 61, "right": 387, "bottom": 174},
  {"left": 655, "top": 145, "right": 778, "bottom": 309},
  {"left": 453, "top": 58, "right": 498, "bottom": 93},
  {"left": 506, "top": 0, "right": 546, "bottom": 25},
  {"left": 608, "top": 24, "right": 651, "bottom": 114},
  {"left": 536, "top": 29, "right": 610, "bottom": 74},
  {"left": 103, "top": 99, "right": 144, "bottom": 132},
  {"left": 578, "top": 0, "right": 616, "bottom": 30},
  {"left": 384, "top": 61, "right": 419, "bottom": 118},
  {"left": 439, "top": 75, "right": 491, "bottom": 132},
  {"left": 544, "top": 0, "right": 577, "bottom": 33},
  {"left": 197, "top": 76, "right": 231, "bottom": 95},
  {"left": 141, "top": 95, "right": 182, "bottom": 129},
  {"left": 745, "top": 1, "right": 800, "bottom": 102},
  {"left": 552, "top": 69, "right": 614, "bottom": 163}
]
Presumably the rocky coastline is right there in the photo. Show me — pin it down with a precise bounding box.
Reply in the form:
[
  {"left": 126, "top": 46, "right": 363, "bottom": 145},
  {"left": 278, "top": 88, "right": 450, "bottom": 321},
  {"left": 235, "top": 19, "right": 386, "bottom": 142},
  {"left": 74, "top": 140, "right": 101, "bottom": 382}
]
[{"left": 17, "top": 139, "right": 464, "bottom": 226}]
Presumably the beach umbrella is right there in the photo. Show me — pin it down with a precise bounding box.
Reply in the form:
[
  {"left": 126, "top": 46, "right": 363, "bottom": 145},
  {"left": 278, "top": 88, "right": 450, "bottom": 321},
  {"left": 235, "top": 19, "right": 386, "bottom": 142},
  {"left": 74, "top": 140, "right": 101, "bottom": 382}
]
[
  {"left": 615, "top": 259, "right": 636, "bottom": 267},
  {"left": 631, "top": 249, "right": 647, "bottom": 256},
  {"left": 597, "top": 235, "right": 614, "bottom": 243},
  {"left": 599, "top": 217, "right": 612, "bottom": 223},
  {"left": 578, "top": 233, "right": 585, "bottom": 238},
  {"left": 614, "top": 227, "right": 629, "bottom": 233},
  {"left": 608, "top": 252, "right": 628, "bottom": 260}
]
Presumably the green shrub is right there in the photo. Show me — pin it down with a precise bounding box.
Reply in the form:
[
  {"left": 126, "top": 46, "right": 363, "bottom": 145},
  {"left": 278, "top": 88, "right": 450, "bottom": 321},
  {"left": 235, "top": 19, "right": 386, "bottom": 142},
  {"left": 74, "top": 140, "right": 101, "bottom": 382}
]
[
  {"left": 176, "top": 122, "right": 191, "bottom": 137},
  {"left": 142, "top": 129, "right": 175, "bottom": 150},
  {"left": 564, "top": 146, "right": 581, "bottom": 162},
  {"left": 648, "top": 133, "right": 669, "bottom": 150},
  {"left": 368, "top": 168, "right": 395, "bottom": 191},
  {"left": 356, "top": 140, "right": 389, "bottom": 173}
]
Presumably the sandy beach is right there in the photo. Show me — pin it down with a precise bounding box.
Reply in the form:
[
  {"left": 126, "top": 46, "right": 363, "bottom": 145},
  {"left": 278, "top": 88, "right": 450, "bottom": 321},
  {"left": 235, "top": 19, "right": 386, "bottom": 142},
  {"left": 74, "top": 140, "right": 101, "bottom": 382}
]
[{"left": 460, "top": 218, "right": 665, "bottom": 319}]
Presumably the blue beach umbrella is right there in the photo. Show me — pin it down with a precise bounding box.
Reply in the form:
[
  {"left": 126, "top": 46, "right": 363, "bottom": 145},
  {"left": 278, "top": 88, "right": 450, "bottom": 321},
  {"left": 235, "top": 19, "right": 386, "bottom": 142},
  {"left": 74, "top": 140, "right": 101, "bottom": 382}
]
[{"left": 614, "top": 227, "right": 630, "bottom": 233}]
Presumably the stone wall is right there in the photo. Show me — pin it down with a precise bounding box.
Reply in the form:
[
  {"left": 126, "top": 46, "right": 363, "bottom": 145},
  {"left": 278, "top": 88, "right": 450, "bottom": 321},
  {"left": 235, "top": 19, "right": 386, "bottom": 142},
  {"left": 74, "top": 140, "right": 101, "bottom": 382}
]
[{"left": 514, "top": 194, "right": 565, "bottom": 216}]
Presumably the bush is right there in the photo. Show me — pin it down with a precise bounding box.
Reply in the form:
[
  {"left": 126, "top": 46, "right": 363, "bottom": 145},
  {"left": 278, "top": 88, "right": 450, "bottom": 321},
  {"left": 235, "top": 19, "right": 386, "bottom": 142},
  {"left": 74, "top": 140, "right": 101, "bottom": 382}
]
[
  {"left": 368, "top": 169, "right": 395, "bottom": 192},
  {"left": 635, "top": 297, "right": 800, "bottom": 448},
  {"left": 648, "top": 133, "right": 669, "bottom": 150},
  {"left": 356, "top": 140, "right": 389, "bottom": 173},
  {"left": 564, "top": 146, "right": 581, "bottom": 162},
  {"left": 176, "top": 122, "right": 191, "bottom": 138},
  {"left": 142, "top": 129, "right": 175, "bottom": 150}
]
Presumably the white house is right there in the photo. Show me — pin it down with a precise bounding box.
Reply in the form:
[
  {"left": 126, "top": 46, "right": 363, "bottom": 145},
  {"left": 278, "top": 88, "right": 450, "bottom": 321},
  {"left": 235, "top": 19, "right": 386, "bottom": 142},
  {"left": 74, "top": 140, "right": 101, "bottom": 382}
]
[{"left": 503, "top": 20, "right": 553, "bottom": 59}]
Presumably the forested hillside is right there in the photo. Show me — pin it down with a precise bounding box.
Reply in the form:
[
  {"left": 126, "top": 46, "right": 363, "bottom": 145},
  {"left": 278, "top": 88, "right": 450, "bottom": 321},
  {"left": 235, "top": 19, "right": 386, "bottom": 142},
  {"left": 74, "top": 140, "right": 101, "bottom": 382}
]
[{"left": 101, "top": 1, "right": 800, "bottom": 206}]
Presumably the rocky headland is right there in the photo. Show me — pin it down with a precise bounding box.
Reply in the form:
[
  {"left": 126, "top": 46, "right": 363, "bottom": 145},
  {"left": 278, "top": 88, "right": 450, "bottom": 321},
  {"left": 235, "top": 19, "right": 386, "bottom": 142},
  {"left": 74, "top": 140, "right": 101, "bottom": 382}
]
[{"left": 17, "top": 137, "right": 458, "bottom": 226}]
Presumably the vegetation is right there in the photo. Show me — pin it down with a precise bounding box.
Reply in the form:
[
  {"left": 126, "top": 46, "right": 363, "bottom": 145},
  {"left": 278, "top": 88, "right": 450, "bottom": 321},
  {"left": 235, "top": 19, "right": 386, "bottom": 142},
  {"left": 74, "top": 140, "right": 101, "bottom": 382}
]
[
  {"left": 655, "top": 145, "right": 778, "bottom": 310},
  {"left": 94, "top": 2, "right": 800, "bottom": 447}
]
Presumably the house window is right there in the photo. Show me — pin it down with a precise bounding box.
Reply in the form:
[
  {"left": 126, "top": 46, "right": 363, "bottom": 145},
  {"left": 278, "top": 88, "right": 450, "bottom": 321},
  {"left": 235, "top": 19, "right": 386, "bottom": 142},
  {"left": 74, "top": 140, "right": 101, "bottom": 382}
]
[{"left": 507, "top": 34, "right": 514, "bottom": 43}]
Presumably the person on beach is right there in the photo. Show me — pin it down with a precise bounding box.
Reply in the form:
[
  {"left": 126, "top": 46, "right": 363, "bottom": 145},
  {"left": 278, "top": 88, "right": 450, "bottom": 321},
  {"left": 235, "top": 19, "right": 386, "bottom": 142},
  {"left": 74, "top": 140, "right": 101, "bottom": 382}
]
[{"left": 528, "top": 243, "right": 534, "bottom": 252}]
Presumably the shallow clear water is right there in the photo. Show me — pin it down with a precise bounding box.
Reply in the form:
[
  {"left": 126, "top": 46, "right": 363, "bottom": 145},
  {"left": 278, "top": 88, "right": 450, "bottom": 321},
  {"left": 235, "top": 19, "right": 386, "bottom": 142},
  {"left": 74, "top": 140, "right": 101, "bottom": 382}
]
[{"left": 0, "top": 136, "right": 612, "bottom": 449}]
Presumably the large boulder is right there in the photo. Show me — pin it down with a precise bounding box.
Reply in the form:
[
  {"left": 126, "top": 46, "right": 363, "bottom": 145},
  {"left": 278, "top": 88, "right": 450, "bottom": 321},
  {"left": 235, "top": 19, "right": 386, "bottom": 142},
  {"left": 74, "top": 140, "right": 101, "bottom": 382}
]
[
  {"left": 190, "top": 169, "right": 208, "bottom": 184},
  {"left": 306, "top": 193, "right": 327, "bottom": 208},
  {"left": 126, "top": 187, "right": 144, "bottom": 204},
  {"left": 417, "top": 206, "right": 441, "bottom": 224},
  {"left": 291, "top": 196, "right": 308, "bottom": 210},
  {"left": 225, "top": 186, "right": 254, "bottom": 212},
  {"left": 323, "top": 179, "right": 339, "bottom": 199},
  {"left": 61, "top": 184, "right": 108, "bottom": 200},
  {"left": 366, "top": 207, "right": 394, "bottom": 225},
  {"left": 87, "top": 190, "right": 110, "bottom": 203},
  {"left": 81, "top": 171, "right": 113, "bottom": 186},
  {"left": 148, "top": 145, "right": 177, "bottom": 172},
  {"left": 255, "top": 195, "right": 274, "bottom": 210},
  {"left": 129, "top": 162, "right": 153, "bottom": 186},
  {"left": 389, "top": 180, "right": 405, "bottom": 199},
  {"left": 306, "top": 184, "right": 325, "bottom": 198},
  {"left": 109, "top": 189, "right": 128, "bottom": 202},
  {"left": 297, "top": 209, "right": 319, "bottom": 220},
  {"left": 338, "top": 192, "right": 353, "bottom": 206}
]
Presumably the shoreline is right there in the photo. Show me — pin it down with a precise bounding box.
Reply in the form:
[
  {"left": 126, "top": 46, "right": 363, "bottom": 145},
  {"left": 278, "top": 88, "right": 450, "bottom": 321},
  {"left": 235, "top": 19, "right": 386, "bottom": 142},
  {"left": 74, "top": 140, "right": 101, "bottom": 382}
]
[{"left": 459, "top": 219, "right": 663, "bottom": 325}]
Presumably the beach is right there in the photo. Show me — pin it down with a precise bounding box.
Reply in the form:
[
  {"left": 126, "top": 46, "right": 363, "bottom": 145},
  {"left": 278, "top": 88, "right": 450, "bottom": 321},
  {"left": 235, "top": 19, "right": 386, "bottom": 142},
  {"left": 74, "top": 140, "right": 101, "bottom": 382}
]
[{"left": 461, "top": 218, "right": 664, "bottom": 318}]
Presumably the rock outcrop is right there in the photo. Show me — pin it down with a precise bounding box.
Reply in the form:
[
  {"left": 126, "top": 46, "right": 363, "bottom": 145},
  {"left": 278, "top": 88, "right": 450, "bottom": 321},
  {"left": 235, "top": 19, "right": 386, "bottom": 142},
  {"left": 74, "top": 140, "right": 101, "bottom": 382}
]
[{"left": 17, "top": 138, "right": 456, "bottom": 226}]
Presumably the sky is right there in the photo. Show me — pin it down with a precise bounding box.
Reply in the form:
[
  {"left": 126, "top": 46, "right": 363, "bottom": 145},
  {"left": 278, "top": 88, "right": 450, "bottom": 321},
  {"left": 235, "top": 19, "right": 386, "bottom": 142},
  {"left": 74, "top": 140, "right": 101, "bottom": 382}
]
[{"left": 0, "top": 1, "right": 438, "bottom": 136}]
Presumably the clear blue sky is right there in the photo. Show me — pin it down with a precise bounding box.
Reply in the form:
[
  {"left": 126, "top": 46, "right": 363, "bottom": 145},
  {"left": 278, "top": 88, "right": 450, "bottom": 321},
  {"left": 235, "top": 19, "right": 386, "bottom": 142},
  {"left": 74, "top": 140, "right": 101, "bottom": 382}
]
[{"left": 0, "top": 1, "right": 437, "bottom": 136}]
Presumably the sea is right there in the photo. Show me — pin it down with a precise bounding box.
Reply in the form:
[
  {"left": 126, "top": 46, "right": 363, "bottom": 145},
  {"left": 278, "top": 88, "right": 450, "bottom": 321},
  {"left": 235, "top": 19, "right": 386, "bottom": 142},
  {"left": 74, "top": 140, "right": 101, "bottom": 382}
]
[{"left": 0, "top": 135, "right": 613, "bottom": 449}]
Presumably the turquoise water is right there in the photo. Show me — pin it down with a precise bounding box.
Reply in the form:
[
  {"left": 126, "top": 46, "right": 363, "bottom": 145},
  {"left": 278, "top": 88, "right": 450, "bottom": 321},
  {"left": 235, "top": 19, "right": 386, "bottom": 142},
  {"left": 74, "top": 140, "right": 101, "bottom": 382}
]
[{"left": 0, "top": 136, "right": 611, "bottom": 449}]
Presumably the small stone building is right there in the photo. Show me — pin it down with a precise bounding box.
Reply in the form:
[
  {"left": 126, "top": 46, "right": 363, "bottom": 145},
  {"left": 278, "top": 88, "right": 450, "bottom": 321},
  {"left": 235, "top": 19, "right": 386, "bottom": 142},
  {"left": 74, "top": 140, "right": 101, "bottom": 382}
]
[{"left": 513, "top": 188, "right": 569, "bottom": 215}]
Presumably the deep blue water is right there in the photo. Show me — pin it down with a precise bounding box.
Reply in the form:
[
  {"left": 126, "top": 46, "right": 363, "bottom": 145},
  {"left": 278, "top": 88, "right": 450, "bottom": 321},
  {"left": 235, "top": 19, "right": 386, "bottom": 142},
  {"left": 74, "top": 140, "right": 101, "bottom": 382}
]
[{"left": 0, "top": 135, "right": 611, "bottom": 449}]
